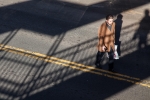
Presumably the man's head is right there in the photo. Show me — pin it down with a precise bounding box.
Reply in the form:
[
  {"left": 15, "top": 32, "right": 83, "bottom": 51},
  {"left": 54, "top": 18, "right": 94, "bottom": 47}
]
[
  {"left": 106, "top": 14, "right": 114, "bottom": 25},
  {"left": 145, "top": 9, "right": 149, "bottom": 16}
]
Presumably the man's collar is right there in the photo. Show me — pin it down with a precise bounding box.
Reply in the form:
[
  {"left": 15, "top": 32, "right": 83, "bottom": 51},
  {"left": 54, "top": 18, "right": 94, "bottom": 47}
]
[{"left": 106, "top": 22, "right": 113, "bottom": 26}]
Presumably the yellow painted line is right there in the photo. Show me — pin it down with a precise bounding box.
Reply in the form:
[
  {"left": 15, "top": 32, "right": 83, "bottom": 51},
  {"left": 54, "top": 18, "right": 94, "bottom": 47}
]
[
  {"left": 0, "top": 44, "right": 140, "bottom": 80},
  {"left": 0, "top": 44, "right": 150, "bottom": 88}
]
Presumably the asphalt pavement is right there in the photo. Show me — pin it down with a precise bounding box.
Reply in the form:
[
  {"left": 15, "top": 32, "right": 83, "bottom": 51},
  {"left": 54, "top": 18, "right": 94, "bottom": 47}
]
[{"left": 0, "top": 0, "right": 150, "bottom": 100}]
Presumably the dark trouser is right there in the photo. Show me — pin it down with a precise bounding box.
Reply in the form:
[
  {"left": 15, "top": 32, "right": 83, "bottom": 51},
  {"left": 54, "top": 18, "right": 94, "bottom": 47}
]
[{"left": 95, "top": 49, "right": 114, "bottom": 70}]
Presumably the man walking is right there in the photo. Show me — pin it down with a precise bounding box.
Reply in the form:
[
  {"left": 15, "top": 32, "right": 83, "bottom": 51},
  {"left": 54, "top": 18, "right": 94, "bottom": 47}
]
[{"left": 95, "top": 14, "right": 115, "bottom": 72}]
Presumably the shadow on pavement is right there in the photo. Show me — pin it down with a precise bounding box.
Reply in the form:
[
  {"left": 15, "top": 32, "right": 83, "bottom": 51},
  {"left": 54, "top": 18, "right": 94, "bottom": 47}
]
[{"left": 0, "top": 0, "right": 150, "bottom": 100}]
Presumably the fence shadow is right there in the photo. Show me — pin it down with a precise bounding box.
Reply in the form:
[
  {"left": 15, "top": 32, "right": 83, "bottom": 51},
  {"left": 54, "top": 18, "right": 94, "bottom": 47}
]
[{"left": 0, "top": 0, "right": 150, "bottom": 100}]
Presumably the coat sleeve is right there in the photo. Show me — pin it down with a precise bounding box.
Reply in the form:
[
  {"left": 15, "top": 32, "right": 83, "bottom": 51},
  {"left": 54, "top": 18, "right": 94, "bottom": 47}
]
[{"left": 98, "top": 24, "right": 105, "bottom": 47}]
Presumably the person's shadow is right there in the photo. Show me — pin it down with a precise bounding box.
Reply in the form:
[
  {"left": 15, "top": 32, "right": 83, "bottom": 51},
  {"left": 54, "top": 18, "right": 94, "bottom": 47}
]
[
  {"left": 115, "top": 14, "right": 123, "bottom": 56},
  {"left": 132, "top": 9, "right": 150, "bottom": 49}
]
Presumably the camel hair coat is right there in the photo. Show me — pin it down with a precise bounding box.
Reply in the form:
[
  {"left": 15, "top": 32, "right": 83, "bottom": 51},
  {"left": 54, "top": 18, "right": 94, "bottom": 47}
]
[{"left": 97, "top": 22, "right": 115, "bottom": 52}]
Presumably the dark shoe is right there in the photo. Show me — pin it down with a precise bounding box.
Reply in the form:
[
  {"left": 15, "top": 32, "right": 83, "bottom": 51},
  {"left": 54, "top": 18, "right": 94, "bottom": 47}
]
[
  {"left": 108, "top": 69, "right": 117, "bottom": 73},
  {"left": 95, "top": 64, "right": 102, "bottom": 69},
  {"left": 108, "top": 63, "right": 114, "bottom": 71}
]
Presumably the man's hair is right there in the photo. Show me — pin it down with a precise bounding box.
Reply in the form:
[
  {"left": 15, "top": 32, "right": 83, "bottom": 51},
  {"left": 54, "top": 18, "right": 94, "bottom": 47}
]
[{"left": 106, "top": 14, "right": 114, "bottom": 20}]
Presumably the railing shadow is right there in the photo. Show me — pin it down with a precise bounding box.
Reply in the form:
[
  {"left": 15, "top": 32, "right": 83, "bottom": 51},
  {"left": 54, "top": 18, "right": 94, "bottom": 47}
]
[
  {"left": 0, "top": 24, "right": 149, "bottom": 99},
  {"left": 0, "top": 0, "right": 149, "bottom": 100}
]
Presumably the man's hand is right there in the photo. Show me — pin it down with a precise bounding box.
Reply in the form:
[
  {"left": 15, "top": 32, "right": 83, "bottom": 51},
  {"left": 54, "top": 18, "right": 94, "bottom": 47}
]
[{"left": 102, "top": 45, "right": 106, "bottom": 51}]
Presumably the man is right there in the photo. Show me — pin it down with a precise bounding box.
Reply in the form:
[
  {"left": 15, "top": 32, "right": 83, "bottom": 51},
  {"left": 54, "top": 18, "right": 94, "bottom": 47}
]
[{"left": 95, "top": 14, "right": 115, "bottom": 72}]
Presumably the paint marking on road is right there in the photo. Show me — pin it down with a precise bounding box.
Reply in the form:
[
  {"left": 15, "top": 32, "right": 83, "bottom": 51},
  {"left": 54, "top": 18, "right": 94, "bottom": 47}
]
[{"left": 0, "top": 44, "right": 150, "bottom": 88}]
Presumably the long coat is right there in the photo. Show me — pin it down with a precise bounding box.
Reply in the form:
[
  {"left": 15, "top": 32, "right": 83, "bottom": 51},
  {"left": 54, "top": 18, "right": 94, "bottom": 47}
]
[{"left": 97, "top": 22, "right": 115, "bottom": 52}]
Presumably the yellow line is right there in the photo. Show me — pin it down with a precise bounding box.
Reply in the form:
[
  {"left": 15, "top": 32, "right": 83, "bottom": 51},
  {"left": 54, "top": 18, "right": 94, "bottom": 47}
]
[
  {"left": 0, "top": 44, "right": 150, "bottom": 88},
  {"left": 0, "top": 44, "right": 140, "bottom": 80},
  {"left": 0, "top": 44, "right": 142, "bottom": 81}
]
